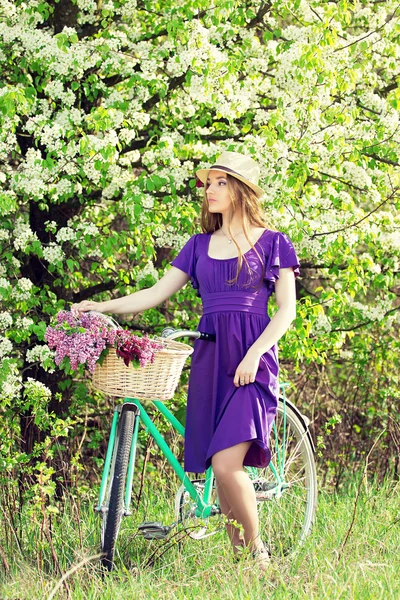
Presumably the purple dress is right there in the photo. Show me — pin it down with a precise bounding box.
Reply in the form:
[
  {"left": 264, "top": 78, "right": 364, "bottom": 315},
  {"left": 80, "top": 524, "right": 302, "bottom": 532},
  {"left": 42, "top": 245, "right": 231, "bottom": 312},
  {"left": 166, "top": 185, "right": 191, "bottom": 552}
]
[{"left": 171, "top": 230, "right": 300, "bottom": 473}]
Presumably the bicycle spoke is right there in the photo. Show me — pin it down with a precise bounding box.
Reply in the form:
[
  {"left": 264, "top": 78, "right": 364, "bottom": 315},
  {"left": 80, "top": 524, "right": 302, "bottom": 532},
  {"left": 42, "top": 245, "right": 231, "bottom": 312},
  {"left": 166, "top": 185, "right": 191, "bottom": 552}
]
[
  {"left": 284, "top": 436, "right": 309, "bottom": 472},
  {"left": 281, "top": 490, "right": 309, "bottom": 505},
  {"left": 285, "top": 463, "right": 308, "bottom": 483},
  {"left": 286, "top": 477, "right": 309, "bottom": 489},
  {"left": 257, "top": 400, "right": 317, "bottom": 555}
]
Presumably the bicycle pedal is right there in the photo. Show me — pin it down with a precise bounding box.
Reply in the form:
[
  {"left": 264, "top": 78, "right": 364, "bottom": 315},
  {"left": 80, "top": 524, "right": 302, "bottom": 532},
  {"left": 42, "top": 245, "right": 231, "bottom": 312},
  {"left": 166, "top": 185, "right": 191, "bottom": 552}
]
[
  {"left": 253, "top": 480, "right": 278, "bottom": 492},
  {"left": 253, "top": 480, "right": 279, "bottom": 500},
  {"left": 138, "top": 521, "right": 173, "bottom": 539}
]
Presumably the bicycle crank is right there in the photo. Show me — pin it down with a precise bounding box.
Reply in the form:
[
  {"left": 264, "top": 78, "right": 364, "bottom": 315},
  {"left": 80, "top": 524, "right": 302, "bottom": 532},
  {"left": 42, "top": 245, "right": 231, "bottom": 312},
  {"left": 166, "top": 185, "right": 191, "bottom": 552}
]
[{"left": 137, "top": 521, "right": 175, "bottom": 540}]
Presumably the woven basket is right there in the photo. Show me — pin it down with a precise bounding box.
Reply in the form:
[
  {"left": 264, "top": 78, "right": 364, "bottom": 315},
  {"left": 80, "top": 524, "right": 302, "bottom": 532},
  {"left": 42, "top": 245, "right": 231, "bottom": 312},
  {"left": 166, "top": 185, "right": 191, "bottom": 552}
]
[{"left": 91, "top": 337, "right": 193, "bottom": 401}]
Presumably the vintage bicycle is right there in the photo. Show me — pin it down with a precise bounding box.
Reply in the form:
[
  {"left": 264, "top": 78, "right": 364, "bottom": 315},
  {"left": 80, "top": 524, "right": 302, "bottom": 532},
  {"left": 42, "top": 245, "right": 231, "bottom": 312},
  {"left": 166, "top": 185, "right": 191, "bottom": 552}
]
[{"left": 92, "top": 326, "right": 317, "bottom": 571}]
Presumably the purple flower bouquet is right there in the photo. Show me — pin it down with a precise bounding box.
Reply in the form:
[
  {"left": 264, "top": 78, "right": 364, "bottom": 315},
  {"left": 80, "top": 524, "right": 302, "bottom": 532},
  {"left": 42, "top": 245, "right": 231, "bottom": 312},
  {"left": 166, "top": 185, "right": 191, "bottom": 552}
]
[{"left": 45, "top": 310, "right": 163, "bottom": 374}]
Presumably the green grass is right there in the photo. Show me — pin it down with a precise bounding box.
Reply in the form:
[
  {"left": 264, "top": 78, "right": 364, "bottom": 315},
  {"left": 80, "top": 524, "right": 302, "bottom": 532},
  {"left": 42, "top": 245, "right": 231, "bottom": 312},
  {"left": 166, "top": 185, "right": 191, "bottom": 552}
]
[{"left": 0, "top": 477, "right": 399, "bottom": 600}]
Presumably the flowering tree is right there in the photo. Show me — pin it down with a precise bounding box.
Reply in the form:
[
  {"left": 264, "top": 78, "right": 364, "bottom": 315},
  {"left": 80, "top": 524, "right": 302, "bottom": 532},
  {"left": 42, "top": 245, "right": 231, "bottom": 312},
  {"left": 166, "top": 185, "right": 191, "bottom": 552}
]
[{"left": 0, "top": 0, "right": 399, "bottom": 490}]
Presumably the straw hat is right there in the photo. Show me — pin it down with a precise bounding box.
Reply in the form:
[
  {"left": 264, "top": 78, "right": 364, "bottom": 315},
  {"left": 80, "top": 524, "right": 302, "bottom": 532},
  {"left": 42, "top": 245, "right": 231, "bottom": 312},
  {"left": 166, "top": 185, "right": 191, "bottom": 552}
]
[{"left": 196, "top": 151, "right": 264, "bottom": 197}]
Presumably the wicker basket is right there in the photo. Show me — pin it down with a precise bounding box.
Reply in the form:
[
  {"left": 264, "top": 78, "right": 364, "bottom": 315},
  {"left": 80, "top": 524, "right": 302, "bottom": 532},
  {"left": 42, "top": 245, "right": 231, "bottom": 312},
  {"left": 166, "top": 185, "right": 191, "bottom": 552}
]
[{"left": 91, "top": 337, "right": 193, "bottom": 401}]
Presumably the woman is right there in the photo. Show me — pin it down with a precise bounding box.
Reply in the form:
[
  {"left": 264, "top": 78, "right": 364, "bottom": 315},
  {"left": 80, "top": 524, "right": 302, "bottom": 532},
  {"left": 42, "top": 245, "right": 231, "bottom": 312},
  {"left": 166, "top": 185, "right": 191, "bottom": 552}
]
[{"left": 73, "top": 151, "right": 299, "bottom": 571}]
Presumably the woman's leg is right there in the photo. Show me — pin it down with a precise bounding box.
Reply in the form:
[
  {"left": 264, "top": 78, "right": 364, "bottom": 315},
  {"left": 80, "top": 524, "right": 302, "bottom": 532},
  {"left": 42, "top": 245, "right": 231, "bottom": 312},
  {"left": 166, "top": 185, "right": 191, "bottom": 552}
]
[
  {"left": 215, "top": 482, "right": 243, "bottom": 553},
  {"left": 212, "top": 442, "right": 264, "bottom": 553}
]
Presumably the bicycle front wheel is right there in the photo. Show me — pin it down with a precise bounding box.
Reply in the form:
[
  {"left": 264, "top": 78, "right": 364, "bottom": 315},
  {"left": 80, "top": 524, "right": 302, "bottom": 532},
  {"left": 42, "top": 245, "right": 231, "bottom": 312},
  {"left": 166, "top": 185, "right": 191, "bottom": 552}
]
[
  {"left": 101, "top": 409, "right": 135, "bottom": 571},
  {"left": 254, "top": 400, "right": 317, "bottom": 555}
]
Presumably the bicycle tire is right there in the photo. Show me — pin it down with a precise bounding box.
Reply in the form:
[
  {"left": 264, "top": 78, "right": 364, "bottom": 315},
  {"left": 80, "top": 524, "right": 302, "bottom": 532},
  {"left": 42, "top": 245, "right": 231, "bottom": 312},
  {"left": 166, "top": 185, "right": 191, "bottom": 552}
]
[
  {"left": 101, "top": 409, "right": 135, "bottom": 571},
  {"left": 254, "top": 399, "right": 317, "bottom": 555}
]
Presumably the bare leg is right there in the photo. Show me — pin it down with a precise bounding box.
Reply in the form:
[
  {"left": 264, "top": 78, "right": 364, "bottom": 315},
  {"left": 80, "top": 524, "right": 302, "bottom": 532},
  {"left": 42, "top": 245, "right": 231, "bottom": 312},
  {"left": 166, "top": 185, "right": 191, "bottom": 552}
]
[
  {"left": 216, "top": 482, "right": 243, "bottom": 554},
  {"left": 212, "top": 442, "right": 264, "bottom": 553}
]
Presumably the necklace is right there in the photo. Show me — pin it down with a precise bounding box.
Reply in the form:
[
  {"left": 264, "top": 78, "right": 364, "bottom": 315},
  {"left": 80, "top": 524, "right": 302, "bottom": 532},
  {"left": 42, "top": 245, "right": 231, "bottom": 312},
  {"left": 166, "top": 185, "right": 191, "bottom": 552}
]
[{"left": 220, "top": 228, "right": 243, "bottom": 244}]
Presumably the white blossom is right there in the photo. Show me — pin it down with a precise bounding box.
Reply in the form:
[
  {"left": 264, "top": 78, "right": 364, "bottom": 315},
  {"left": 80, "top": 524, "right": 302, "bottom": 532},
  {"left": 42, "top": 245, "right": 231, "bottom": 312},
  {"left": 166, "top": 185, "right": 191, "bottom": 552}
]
[
  {"left": 0, "top": 367, "right": 22, "bottom": 403},
  {"left": 18, "top": 278, "right": 32, "bottom": 292},
  {"left": 351, "top": 298, "right": 394, "bottom": 322},
  {"left": 75, "top": 222, "right": 100, "bottom": 236},
  {"left": 311, "top": 312, "right": 332, "bottom": 336},
  {"left": 44, "top": 221, "right": 58, "bottom": 234},
  {"left": 14, "top": 316, "right": 34, "bottom": 329},
  {"left": 56, "top": 227, "right": 76, "bottom": 244},
  {"left": 13, "top": 218, "right": 39, "bottom": 252},
  {"left": 0, "top": 277, "right": 11, "bottom": 289},
  {"left": 24, "top": 377, "right": 52, "bottom": 400},
  {"left": 155, "top": 227, "right": 190, "bottom": 251},
  {"left": 342, "top": 162, "right": 373, "bottom": 189},
  {"left": 26, "top": 345, "right": 55, "bottom": 372},
  {"left": 42, "top": 243, "right": 64, "bottom": 264},
  {"left": 135, "top": 262, "right": 159, "bottom": 283},
  {"left": 11, "top": 277, "right": 33, "bottom": 301},
  {"left": 0, "top": 311, "right": 12, "bottom": 330},
  {"left": 0, "top": 335, "right": 12, "bottom": 359},
  {"left": 0, "top": 228, "right": 10, "bottom": 242}
]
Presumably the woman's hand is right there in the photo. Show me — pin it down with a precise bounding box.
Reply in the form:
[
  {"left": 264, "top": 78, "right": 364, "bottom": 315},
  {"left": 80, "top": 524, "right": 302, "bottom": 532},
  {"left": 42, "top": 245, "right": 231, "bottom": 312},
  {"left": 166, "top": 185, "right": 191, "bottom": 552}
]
[
  {"left": 71, "top": 300, "right": 105, "bottom": 314},
  {"left": 233, "top": 349, "right": 262, "bottom": 387}
]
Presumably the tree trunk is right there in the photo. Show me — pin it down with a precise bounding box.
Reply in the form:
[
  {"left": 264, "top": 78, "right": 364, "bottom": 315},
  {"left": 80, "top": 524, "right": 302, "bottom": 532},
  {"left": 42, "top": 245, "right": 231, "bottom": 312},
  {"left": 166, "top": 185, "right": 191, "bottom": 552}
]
[{"left": 50, "top": 0, "right": 79, "bottom": 34}]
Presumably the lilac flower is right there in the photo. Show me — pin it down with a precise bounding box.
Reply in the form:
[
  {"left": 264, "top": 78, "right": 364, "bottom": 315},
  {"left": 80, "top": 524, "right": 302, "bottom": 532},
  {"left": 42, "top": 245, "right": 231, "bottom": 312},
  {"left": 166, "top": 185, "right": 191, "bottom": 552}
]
[
  {"left": 45, "top": 311, "right": 163, "bottom": 373},
  {"left": 45, "top": 311, "right": 118, "bottom": 373},
  {"left": 115, "top": 330, "right": 163, "bottom": 368}
]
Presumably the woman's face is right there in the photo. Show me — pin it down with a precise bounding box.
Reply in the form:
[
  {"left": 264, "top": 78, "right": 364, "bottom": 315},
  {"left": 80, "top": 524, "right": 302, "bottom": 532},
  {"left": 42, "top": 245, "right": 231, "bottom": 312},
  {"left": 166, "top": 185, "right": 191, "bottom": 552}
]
[{"left": 205, "top": 170, "right": 233, "bottom": 214}]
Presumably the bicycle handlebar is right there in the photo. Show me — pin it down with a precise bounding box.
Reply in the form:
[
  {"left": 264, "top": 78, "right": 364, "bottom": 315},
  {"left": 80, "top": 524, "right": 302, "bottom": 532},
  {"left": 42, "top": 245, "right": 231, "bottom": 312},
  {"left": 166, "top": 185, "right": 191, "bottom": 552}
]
[{"left": 161, "top": 327, "right": 216, "bottom": 342}]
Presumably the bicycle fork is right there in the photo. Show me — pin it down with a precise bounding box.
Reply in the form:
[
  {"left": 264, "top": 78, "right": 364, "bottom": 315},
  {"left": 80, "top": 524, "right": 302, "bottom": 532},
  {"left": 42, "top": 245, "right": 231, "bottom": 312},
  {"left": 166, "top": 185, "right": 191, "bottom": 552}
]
[
  {"left": 96, "top": 399, "right": 216, "bottom": 524},
  {"left": 96, "top": 402, "right": 139, "bottom": 516}
]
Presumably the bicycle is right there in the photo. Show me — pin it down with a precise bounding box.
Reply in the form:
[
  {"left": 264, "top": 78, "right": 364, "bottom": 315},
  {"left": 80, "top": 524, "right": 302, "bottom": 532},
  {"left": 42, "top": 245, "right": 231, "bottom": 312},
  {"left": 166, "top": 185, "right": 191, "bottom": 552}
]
[{"left": 94, "top": 327, "right": 317, "bottom": 571}]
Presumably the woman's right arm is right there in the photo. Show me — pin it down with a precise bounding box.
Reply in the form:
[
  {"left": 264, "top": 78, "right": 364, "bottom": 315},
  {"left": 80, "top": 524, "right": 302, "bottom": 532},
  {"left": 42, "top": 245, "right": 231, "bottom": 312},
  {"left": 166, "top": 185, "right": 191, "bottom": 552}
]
[{"left": 71, "top": 266, "right": 190, "bottom": 315}]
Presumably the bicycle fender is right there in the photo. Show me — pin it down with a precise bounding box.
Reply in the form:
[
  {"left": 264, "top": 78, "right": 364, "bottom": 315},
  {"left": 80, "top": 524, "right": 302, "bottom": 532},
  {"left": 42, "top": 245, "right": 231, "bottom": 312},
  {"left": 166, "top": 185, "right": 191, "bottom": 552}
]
[
  {"left": 280, "top": 396, "right": 316, "bottom": 453},
  {"left": 119, "top": 402, "right": 140, "bottom": 416}
]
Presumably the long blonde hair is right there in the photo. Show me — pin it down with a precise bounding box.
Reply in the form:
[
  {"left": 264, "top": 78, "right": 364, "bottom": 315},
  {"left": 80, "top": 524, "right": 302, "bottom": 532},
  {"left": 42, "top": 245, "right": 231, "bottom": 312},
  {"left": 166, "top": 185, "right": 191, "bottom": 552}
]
[{"left": 200, "top": 174, "right": 271, "bottom": 285}]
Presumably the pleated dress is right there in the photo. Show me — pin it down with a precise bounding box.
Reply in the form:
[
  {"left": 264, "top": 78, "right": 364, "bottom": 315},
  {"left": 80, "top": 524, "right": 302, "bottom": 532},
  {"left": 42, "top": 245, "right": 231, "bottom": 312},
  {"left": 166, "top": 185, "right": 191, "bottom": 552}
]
[{"left": 171, "top": 229, "right": 300, "bottom": 473}]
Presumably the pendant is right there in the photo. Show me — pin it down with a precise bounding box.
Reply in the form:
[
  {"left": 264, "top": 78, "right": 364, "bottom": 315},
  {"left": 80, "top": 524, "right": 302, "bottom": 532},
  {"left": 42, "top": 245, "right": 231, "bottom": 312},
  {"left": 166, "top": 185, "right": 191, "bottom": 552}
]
[{"left": 228, "top": 239, "right": 232, "bottom": 243}]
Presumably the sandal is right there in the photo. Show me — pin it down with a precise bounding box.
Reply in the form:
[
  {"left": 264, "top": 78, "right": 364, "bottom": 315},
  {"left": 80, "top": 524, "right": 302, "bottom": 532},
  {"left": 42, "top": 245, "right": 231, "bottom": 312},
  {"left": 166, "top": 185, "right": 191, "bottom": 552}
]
[{"left": 251, "top": 543, "right": 271, "bottom": 573}]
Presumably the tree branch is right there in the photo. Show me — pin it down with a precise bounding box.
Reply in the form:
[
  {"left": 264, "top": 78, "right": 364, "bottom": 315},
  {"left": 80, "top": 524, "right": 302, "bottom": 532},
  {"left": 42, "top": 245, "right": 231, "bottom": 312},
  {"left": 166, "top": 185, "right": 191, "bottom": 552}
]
[
  {"left": 311, "top": 188, "right": 399, "bottom": 238},
  {"left": 136, "top": 9, "right": 208, "bottom": 42},
  {"left": 72, "top": 281, "right": 117, "bottom": 303},
  {"left": 306, "top": 171, "right": 365, "bottom": 193},
  {"left": 247, "top": 2, "right": 272, "bottom": 29},
  {"left": 142, "top": 72, "right": 188, "bottom": 112},
  {"left": 119, "top": 136, "right": 151, "bottom": 155},
  {"left": 361, "top": 124, "right": 400, "bottom": 150},
  {"left": 300, "top": 263, "right": 349, "bottom": 270},
  {"left": 331, "top": 306, "right": 400, "bottom": 333},
  {"left": 362, "top": 152, "right": 399, "bottom": 167},
  {"left": 376, "top": 81, "right": 398, "bottom": 97},
  {"left": 334, "top": 4, "right": 400, "bottom": 52}
]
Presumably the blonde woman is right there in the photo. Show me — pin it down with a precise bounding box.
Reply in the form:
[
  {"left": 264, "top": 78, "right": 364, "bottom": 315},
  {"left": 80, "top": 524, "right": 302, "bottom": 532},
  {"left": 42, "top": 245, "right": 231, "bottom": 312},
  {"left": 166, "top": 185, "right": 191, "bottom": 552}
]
[{"left": 73, "top": 151, "right": 299, "bottom": 571}]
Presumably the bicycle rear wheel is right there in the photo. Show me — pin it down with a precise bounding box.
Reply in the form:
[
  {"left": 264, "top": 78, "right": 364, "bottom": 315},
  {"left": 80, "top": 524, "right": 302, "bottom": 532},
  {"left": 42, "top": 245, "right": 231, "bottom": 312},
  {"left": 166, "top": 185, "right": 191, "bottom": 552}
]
[
  {"left": 101, "top": 409, "right": 135, "bottom": 571},
  {"left": 253, "top": 399, "right": 317, "bottom": 555}
]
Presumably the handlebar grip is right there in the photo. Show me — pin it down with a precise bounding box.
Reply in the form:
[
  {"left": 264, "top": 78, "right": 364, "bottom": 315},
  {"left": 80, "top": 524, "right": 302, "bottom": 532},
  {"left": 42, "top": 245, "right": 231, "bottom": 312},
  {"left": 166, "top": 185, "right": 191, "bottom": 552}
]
[{"left": 198, "top": 332, "right": 216, "bottom": 342}]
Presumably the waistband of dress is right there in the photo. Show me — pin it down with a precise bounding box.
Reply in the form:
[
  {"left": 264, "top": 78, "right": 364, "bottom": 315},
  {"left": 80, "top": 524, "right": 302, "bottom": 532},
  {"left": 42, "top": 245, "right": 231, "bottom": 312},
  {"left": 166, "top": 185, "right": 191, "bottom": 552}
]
[{"left": 202, "top": 291, "right": 267, "bottom": 316}]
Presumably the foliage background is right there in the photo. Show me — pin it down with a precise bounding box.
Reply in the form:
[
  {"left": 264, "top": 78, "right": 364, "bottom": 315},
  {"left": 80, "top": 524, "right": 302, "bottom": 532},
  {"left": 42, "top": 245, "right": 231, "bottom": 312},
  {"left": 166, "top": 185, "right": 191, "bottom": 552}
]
[{"left": 0, "top": 0, "right": 399, "bottom": 523}]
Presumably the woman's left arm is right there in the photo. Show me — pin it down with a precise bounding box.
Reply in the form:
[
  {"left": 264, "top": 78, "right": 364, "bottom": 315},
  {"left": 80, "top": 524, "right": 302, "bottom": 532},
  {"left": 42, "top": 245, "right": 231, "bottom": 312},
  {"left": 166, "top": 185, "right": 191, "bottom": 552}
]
[{"left": 233, "top": 268, "right": 297, "bottom": 387}]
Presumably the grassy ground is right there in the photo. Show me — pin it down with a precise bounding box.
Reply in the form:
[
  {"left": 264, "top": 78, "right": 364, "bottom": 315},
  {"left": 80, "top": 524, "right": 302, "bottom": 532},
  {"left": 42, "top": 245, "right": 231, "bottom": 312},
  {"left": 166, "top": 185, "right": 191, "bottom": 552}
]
[{"left": 0, "top": 477, "right": 398, "bottom": 600}]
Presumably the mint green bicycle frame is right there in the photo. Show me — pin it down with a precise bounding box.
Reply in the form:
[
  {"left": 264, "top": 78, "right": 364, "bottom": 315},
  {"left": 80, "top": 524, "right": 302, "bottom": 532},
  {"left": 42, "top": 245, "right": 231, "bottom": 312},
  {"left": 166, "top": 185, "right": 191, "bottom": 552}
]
[{"left": 96, "top": 383, "right": 290, "bottom": 520}]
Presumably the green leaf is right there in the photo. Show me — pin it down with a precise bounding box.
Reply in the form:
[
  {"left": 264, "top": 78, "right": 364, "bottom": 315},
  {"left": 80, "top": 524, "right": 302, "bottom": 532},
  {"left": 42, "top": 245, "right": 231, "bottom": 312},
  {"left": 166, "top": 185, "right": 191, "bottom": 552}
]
[{"left": 146, "top": 179, "right": 155, "bottom": 192}]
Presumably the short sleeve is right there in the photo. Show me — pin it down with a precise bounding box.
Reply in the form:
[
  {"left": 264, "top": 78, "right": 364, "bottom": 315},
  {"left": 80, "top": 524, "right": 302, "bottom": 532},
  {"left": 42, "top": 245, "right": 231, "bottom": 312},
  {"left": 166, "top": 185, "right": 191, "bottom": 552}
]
[
  {"left": 171, "top": 235, "right": 199, "bottom": 292},
  {"left": 263, "top": 231, "right": 300, "bottom": 283}
]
